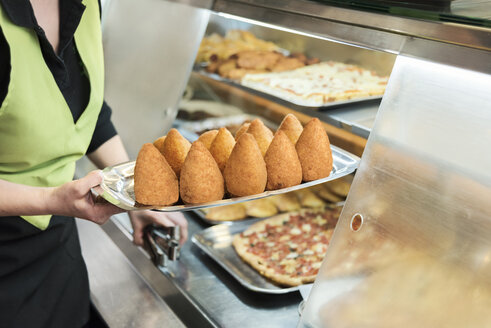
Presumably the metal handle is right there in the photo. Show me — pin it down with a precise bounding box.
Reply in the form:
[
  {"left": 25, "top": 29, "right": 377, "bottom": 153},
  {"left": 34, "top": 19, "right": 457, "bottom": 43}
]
[{"left": 144, "top": 225, "right": 181, "bottom": 267}]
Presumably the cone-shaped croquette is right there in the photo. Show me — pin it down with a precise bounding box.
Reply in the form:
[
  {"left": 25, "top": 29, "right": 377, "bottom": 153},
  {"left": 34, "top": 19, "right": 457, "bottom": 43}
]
[
  {"left": 153, "top": 136, "right": 166, "bottom": 154},
  {"left": 197, "top": 130, "right": 218, "bottom": 150},
  {"left": 162, "top": 129, "right": 191, "bottom": 177},
  {"left": 180, "top": 141, "right": 224, "bottom": 204},
  {"left": 277, "top": 114, "right": 303, "bottom": 145},
  {"left": 134, "top": 143, "right": 179, "bottom": 206},
  {"left": 210, "top": 128, "right": 235, "bottom": 172},
  {"left": 224, "top": 133, "right": 267, "bottom": 196},
  {"left": 235, "top": 122, "right": 250, "bottom": 141},
  {"left": 264, "top": 130, "right": 302, "bottom": 190},
  {"left": 296, "top": 118, "right": 333, "bottom": 181},
  {"left": 246, "top": 119, "right": 273, "bottom": 157}
]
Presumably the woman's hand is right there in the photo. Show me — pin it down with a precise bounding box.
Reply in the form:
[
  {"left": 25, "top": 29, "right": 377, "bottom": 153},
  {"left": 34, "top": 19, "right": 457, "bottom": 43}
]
[
  {"left": 48, "top": 170, "right": 124, "bottom": 224},
  {"left": 129, "top": 210, "right": 188, "bottom": 246}
]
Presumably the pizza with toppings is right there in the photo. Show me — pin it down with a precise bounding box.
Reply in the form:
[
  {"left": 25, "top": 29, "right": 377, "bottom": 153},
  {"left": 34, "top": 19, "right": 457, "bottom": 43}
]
[
  {"left": 232, "top": 208, "right": 341, "bottom": 286},
  {"left": 241, "top": 61, "right": 389, "bottom": 107}
]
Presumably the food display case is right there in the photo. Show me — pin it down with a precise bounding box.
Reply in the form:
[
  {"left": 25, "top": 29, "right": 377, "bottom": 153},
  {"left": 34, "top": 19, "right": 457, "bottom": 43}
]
[{"left": 80, "top": 0, "right": 491, "bottom": 326}]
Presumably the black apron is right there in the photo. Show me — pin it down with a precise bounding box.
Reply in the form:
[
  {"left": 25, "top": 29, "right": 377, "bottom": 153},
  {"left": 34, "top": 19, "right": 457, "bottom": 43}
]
[{"left": 0, "top": 215, "right": 90, "bottom": 328}]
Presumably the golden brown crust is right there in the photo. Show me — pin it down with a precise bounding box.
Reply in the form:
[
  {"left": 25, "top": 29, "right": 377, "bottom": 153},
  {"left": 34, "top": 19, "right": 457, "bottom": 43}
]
[
  {"left": 246, "top": 119, "right": 273, "bottom": 157},
  {"left": 162, "top": 129, "right": 191, "bottom": 177},
  {"left": 296, "top": 118, "right": 333, "bottom": 181},
  {"left": 209, "top": 128, "right": 235, "bottom": 173},
  {"left": 179, "top": 141, "right": 224, "bottom": 204},
  {"left": 234, "top": 122, "right": 251, "bottom": 141},
  {"left": 237, "top": 50, "right": 281, "bottom": 70},
  {"left": 276, "top": 113, "right": 303, "bottom": 145},
  {"left": 197, "top": 130, "right": 218, "bottom": 150},
  {"left": 134, "top": 143, "right": 179, "bottom": 206},
  {"left": 204, "top": 203, "right": 247, "bottom": 221},
  {"left": 152, "top": 136, "right": 166, "bottom": 154},
  {"left": 271, "top": 57, "right": 305, "bottom": 72},
  {"left": 264, "top": 130, "right": 302, "bottom": 190},
  {"left": 224, "top": 133, "right": 267, "bottom": 197},
  {"left": 244, "top": 198, "right": 278, "bottom": 218}
]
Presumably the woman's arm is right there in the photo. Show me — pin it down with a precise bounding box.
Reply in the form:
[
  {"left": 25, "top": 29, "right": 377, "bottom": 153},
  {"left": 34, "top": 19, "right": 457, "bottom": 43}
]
[
  {"left": 87, "top": 135, "right": 188, "bottom": 245},
  {"left": 0, "top": 171, "right": 123, "bottom": 223}
]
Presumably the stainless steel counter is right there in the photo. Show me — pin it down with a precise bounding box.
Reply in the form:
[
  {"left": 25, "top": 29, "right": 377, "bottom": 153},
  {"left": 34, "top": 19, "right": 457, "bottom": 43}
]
[
  {"left": 99, "top": 213, "right": 303, "bottom": 328},
  {"left": 77, "top": 219, "right": 185, "bottom": 328}
]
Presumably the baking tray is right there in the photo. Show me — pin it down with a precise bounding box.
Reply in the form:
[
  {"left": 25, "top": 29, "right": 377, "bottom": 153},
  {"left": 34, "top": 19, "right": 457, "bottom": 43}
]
[
  {"left": 192, "top": 219, "right": 311, "bottom": 294},
  {"left": 95, "top": 145, "right": 359, "bottom": 212},
  {"left": 198, "top": 71, "right": 383, "bottom": 109}
]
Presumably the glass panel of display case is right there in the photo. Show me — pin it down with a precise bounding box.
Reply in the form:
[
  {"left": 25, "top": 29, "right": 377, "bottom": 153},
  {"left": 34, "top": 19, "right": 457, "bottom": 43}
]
[{"left": 298, "top": 53, "right": 491, "bottom": 327}]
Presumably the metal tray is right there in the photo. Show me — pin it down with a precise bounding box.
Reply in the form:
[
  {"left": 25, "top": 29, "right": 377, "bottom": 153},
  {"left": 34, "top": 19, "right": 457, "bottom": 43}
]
[
  {"left": 198, "top": 71, "right": 383, "bottom": 109},
  {"left": 192, "top": 219, "right": 311, "bottom": 294},
  {"left": 95, "top": 145, "right": 359, "bottom": 212}
]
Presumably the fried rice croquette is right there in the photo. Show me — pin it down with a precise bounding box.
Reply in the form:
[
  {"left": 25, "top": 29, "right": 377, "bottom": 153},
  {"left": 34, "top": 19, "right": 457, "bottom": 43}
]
[
  {"left": 224, "top": 133, "right": 267, "bottom": 197},
  {"left": 246, "top": 118, "right": 273, "bottom": 157},
  {"left": 276, "top": 113, "right": 303, "bottom": 145},
  {"left": 152, "top": 136, "right": 166, "bottom": 154},
  {"left": 210, "top": 127, "right": 235, "bottom": 173},
  {"left": 180, "top": 141, "right": 224, "bottom": 204},
  {"left": 264, "top": 130, "right": 302, "bottom": 190},
  {"left": 296, "top": 118, "right": 333, "bottom": 181},
  {"left": 235, "top": 122, "right": 251, "bottom": 141},
  {"left": 134, "top": 143, "right": 179, "bottom": 206},
  {"left": 197, "top": 130, "right": 218, "bottom": 150},
  {"left": 162, "top": 129, "right": 191, "bottom": 177}
]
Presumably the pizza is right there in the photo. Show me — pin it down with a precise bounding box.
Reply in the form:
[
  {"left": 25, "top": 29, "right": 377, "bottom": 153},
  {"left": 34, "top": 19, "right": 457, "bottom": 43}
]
[
  {"left": 241, "top": 61, "right": 389, "bottom": 106},
  {"left": 232, "top": 208, "right": 341, "bottom": 286}
]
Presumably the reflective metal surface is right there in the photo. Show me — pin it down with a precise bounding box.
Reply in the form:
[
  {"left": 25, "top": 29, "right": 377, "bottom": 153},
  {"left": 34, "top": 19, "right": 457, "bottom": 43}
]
[
  {"left": 192, "top": 218, "right": 313, "bottom": 294},
  {"left": 104, "top": 213, "right": 303, "bottom": 327},
  {"left": 77, "top": 219, "right": 185, "bottom": 328},
  {"left": 212, "top": 0, "right": 491, "bottom": 51},
  {"left": 102, "top": 0, "right": 210, "bottom": 159},
  {"left": 97, "top": 145, "right": 359, "bottom": 211},
  {"left": 299, "top": 54, "right": 491, "bottom": 327}
]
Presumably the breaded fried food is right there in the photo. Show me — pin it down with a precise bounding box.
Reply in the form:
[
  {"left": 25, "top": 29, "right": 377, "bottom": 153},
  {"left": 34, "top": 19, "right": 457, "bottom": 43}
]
[
  {"left": 205, "top": 203, "right": 247, "bottom": 221},
  {"left": 217, "top": 59, "right": 237, "bottom": 77},
  {"left": 153, "top": 136, "right": 166, "bottom": 154},
  {"left": 224, "top": 133, "right": 267, "bottom": 197},
  {"left": 269, "top": 193, "right": 301, "bottom": 212},
  {"left": 271, "top": 57, "right": 305, "bottom": 72},
  {"left": 235, "top": 122, "right": 250, "bottom": 141},
  {"left": 246, "top": 118, "right": 273, "bottom": 157},
  {"left": 296, "top": 118, "right": 333, "bottom": 181},
  {"left": 134, "top": 143, "right": 179, "bottom": 206},
  {"left": 264, "top": 130, "right": 302, "bottom": 190},
  {"left": 210, "top": 128, "right": 235, "bottom": 172},
  {"left": 325, "top": 178, "right": 351, "bottom": 197},
  {"left": 276, "top": 113, "right": 303, "bottom": 145},
  {"left": 237, "top": 50, "right": 281, "bottom": 70},
  {"left": 244, "top": 198, "right": 278, "bottom": 217},
  {"left": 163, "top": 129, "right": 191, "bottom": 177},
  {"left": 180, "top": 141, "right": 224, "bottom": 204},
  {"left": 295, "top": 189, "right": 326, "bottom": 208},
  {"left": 197, "top": 130, "right": 218, "bottom": 150}
]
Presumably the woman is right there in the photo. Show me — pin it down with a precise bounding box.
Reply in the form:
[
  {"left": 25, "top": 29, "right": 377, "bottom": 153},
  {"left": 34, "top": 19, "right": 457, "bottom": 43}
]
[{"left": 0, "top": 0, "right": 187, "bottom": 327}]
